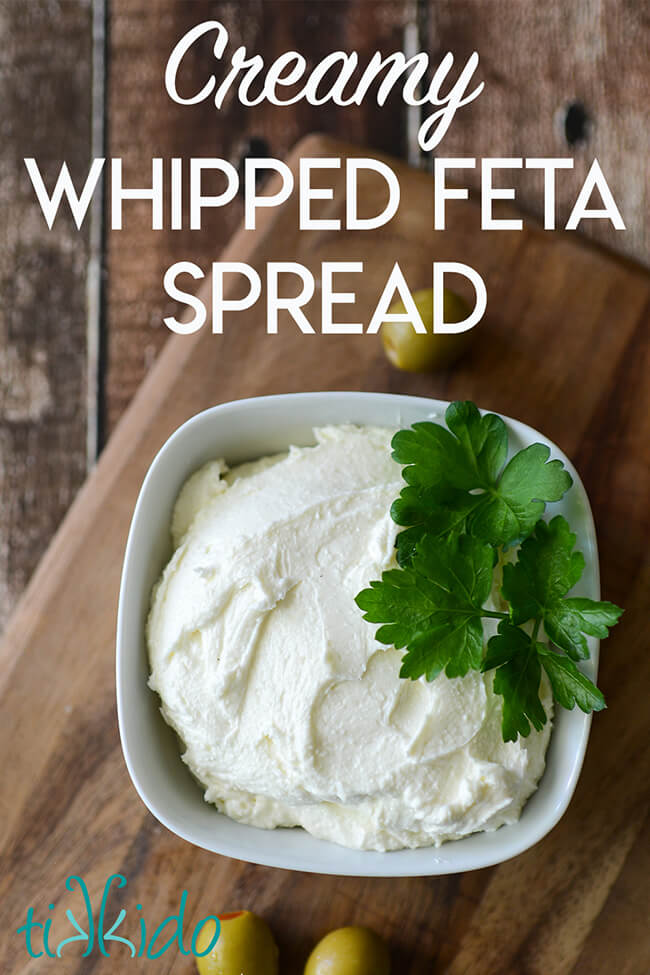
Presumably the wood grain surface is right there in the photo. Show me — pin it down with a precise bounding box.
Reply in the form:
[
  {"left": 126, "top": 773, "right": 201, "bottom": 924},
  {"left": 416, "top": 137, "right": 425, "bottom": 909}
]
[
  {"left": 0, "top": 136, "right": 648, "bottom": 975},
  {"left": 0, "top": 0, "right": 92, "bottom": 625},
  {"left": 105, "top": 0, "right": 650, "bottom": 437},
  {"left": 104, "top": 0, "right": 411, "bottom": 434},
  {"left": 3, "top": 0, "right": 648, "bottom": 639},
  {"left": 424, "top": 0, "right": 650, "bottom": 263}
]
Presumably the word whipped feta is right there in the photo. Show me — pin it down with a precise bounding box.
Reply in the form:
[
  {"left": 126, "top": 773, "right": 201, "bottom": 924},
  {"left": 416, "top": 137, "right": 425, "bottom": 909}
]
[{"left": 24, "top": 20, "right": 625, "bottom": 336}]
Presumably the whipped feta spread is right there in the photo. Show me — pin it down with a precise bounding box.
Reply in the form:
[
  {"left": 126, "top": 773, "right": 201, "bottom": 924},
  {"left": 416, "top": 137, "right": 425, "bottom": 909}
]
[{"left": 147, "top": 425, "right": 552, "bottom": 851}]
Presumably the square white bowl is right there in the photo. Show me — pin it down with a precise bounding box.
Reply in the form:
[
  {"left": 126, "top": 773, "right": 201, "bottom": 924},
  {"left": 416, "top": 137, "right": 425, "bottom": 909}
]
[{"left": 116, "top": 391, "right": 600, "bottom": 877}]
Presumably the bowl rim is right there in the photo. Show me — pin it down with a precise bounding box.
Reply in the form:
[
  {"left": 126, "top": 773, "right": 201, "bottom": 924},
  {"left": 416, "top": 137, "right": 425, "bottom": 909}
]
[{"left": 116, "top": 391, "right": 599, "bottom": 877}]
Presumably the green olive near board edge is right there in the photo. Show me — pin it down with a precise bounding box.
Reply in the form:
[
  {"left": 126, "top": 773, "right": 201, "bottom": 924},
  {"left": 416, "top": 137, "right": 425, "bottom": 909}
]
[
  {"left": 194, "top": 910, "right": 279, "bottom": 975},
  {"left": 304, "top": 925, "right": 391, "bottom": 975},
  {"left": 380, "top": 287, "right": 474, "bottom": 372}
]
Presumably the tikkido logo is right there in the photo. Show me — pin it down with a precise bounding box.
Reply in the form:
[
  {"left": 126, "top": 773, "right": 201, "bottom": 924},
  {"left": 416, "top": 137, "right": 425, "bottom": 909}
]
[{"left": 17, "top": 875, "right": 220, "bottom": 960}]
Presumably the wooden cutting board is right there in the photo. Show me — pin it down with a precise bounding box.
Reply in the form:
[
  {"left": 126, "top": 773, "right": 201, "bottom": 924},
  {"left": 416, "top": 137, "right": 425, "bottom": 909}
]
[{"left": 1, "top": 136, "right": 648, "bottom": 975}]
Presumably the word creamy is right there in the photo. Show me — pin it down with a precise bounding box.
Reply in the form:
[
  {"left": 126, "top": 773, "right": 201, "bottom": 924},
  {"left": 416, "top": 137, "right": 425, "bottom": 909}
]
[{"left": 165, "top": 20, "right": 484, "bottom": 152}]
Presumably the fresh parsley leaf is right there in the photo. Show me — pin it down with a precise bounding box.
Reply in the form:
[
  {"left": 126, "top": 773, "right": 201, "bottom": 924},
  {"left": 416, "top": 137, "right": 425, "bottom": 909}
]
[
  {"left": 544, "top": 598, "right": 623, "bottom": 659},
  {"left": 445, "top": 400, "right": 509, "bottom": 484},
  {"left": 503, "top": 516, "right": 623, "bottom": 659},
  {"left": 391, "top": 401, "right": 573, "bottom": 553},
  {"left": 355, "top": 533, "right": 494, "bottom": 681},
  {"left": 391, "top": 402, "right": 507, "bottom": 492},
  {"left": 354, "top": 400, "right": 622, "bottom": 743},
  {"left": 483, "top": 622, "right": 548, "bottom": 741},
  {"left": 472, "top": 443, "right": 573, "bottom": 546},
  {"left": 392, "top": 525, "right": 425, "bottom": 567},
  {"left": 502, "top": 515, "right": 584, "bottom": 622},
  {"left": 390, "top": 485, "right": 478, "bottom": 565},
  {"left": 538, "top": 646, "right": 606, "bottom": 714}
]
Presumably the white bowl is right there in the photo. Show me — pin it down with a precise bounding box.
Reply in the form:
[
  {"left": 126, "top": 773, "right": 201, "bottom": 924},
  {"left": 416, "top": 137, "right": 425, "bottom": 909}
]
[{"left": 116, "top": 392, "right": 600, "bottom": 877}]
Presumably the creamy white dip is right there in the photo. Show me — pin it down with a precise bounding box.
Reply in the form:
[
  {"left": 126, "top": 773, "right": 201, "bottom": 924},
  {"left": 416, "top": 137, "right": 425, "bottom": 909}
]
[{"left": 147, "top": 425, "right": 552, "bottom": 851}]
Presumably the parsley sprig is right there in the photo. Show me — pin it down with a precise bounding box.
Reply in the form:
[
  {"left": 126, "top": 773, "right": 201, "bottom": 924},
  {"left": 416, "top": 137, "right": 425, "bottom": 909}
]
[
  {"left": 356, "top": 402, "right": 622, "bottom": 742},
  {"left": 390, "top": 400, "right": 573, "bottom": 563}
]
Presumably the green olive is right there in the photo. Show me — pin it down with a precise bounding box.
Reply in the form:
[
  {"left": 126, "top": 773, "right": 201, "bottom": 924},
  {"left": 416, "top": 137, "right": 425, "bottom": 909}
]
[
  {"left": 380, "top": 287, "right": 473, "bottom": 372},
  {"left": 304, "top": 925, "right": 390, "bottom": 975},
  {"left": 195, "top": 911, "right": 278, "bottom": 975}
]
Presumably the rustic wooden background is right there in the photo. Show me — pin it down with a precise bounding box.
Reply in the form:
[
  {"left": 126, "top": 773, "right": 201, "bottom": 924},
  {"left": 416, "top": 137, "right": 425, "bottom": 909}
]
[
  {"left": 1, "top": 0, "right": 648, "bottom": 634},
  {"left": 1, "top": 133, "right": 648, "bottom": 975},
  {"left": 0, "top": 2, "right": 648, "bottom": 974}
]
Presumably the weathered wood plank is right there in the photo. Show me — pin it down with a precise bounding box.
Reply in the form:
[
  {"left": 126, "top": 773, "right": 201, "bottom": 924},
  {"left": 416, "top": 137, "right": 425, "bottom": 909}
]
[
  {"left": 0, "top": 0, "right": 92, "bottom": 628},
  {"left": 105, "top": 0, "right": 650, "bottom": 438},
  {"left": 0, "top": 137, "right": 648, "bottom": 975},
  {"left": 424, "top": 0, "right": 650, "bottom": 265},
  {"left": 104, "top": 0, "right": 412, "bottom": 433}
]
